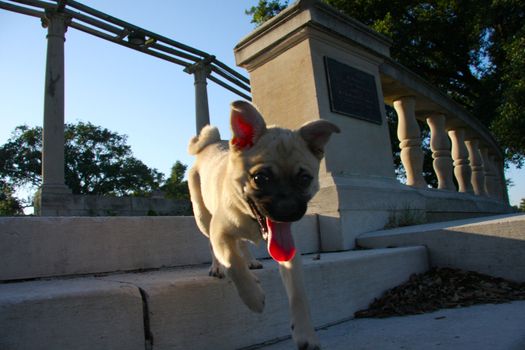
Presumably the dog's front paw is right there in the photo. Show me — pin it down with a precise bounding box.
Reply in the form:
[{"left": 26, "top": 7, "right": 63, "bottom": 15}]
[
  {"left": 240, "top": 278, "right": 265, "bottom": 313},
  {"left": 231, "top": 271, "right": 266, "bottom": 313},
  {"left": 292, "top": 323, "right": 321, "bottom": 350}
]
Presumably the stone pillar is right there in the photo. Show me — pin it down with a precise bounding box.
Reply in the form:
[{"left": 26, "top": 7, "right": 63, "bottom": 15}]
[
  {"left": 448, "top": 129, "right": 473, "bottom": 194},
  {"left": 184, "top": 58, "right": 212, "bottom": 133},
  {"left": 40, "top": 11, "right": 71, "bottom": 197},
  {"left": 465, "top": 139, "right": 486, "bottom": 196},
  {"left": 235, "top": 0, "right": 424, "bottom": 250},
  {"left": 426, "top": 114, "right": 455, "bottom": 190},
  {"left": 393, "top": 97, "right": 427, "bottom": 188}
]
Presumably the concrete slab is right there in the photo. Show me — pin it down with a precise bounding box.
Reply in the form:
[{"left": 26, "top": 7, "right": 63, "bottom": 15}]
[
  {"left": 0, "top": 278, "right": 144, "bottom": 350},
  {"left": 101, "top": 247, "right": 428, "bottom": 350},
  {"left": 253, "top": 301, "right": 525, "bottom": 350},
  {"left": 0, "top": 215, "right": 320, "bottom": 281},
  {"left": 0, "top": 216, "right": 208, "bottom": 281},
  {"left": 357, "top": 213, "right": 525, "bottom": 282}
]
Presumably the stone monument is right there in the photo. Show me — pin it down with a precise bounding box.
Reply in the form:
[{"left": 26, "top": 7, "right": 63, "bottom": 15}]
[{"left": 235, "top": 0, "right": 422, "bottom": 250}]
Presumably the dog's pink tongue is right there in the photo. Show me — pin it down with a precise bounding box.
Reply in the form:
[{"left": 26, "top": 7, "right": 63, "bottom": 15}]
[{"left": 266, "top": 218, "right": 296, "bottom": 262}]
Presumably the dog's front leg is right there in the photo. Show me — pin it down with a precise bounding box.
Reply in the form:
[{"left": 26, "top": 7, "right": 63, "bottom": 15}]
[
  {"left": 279, "top": 253, "right": 320, "bottom": 350},
  {"left": 210, "top": 232, "right": 265, "bottom": 313}
]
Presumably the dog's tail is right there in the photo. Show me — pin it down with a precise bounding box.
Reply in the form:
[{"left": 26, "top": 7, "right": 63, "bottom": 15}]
[{"left": 188, "top": 125, "right": 221, "bottom": 155}]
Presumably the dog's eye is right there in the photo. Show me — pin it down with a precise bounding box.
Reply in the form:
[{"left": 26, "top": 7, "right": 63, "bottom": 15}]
[
  {"left": 252, "top": 173, "right": 271, "bottom": 188},
  {"left": 297, "top": 173, "right": 313, "bottom": 188}
]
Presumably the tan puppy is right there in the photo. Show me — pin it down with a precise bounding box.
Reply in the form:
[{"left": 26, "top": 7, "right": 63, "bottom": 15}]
[{"left": 188, "top": 100, "right": 339, "bottom": 349}]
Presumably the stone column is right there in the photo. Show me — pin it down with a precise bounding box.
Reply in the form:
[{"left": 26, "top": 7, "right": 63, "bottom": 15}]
[
  {"left": 426, "top": 114, "right": 455, "bottom": 190},
  {"left": 40, "top": 11, "right": 71, "bottom": 196},
  {"left": 465, "top": 139, "right": 486, "bottom": 196},
  {"left": 448, "top": 128, "right": 473, "bottom": 193},
  {"left": 393, "top": 97, "right": 427, "bottom": 188},
  {"left": 185, "top": 58, "right": 212, "bottom": 134}
]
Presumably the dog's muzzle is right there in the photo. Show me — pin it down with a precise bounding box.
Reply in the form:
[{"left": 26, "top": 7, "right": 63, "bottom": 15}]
[{"left": 246, "top": 197, "right": 296, "bottom": 262}]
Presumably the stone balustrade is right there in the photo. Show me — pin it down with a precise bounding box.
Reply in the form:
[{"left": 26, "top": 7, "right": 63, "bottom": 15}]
[
  {"left": 390, "top": 94, "right": 506, "bottom": 201},
  {"left": 382, "top": 58, "right": 508, "bottom": 205}
]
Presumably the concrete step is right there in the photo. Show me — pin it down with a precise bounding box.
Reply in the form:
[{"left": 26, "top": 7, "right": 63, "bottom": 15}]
[
  {"left": 357, "top": 213, "right": 525, "bottom": 282},
  {"left": 0, "top": 215, "right": 319, "bottom": 281},
  {"left": 0, "top": 247, "right": 428, "bottom": 350}
]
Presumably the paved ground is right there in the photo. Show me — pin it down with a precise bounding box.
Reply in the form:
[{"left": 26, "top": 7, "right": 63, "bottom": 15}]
[{"left": 254, "top": 301, "right": 525, "bottom": 350}]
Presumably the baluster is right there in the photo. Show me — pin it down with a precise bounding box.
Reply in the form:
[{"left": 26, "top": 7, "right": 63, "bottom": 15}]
[
  {"left": 393, "top": 97, "right": 427, "bottom": 188},
  {"left": 448, "top": 128, "right": 473, "bottom": 193},
  {"left": 426, "top": 114, "right": 455, "bottom": 190},
  {"left": 490, "top": 155, "right": 504, "bottom": 201},
  {"left": 481, "top": 148, "right": 497, "bottom": 198},
  {"left": 465, "top": 139, "right": 486, "bottom": 196}
]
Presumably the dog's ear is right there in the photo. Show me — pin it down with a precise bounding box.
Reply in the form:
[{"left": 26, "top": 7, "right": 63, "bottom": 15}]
[
  {"left": 230, "top": 100, "right": 267, "bottom": 151},
  {"left": 299, "top": 120, "right": 340, "bottom": 159}
]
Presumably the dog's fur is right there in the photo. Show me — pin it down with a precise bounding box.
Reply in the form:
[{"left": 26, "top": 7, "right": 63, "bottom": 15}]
[{"left": 188, "top": 101, "right": 339, "bottom": 349}]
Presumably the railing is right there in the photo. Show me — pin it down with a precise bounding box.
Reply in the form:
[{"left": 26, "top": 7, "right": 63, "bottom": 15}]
[{"left": 380, "top": 58, "right": 508, "bottom": 203}]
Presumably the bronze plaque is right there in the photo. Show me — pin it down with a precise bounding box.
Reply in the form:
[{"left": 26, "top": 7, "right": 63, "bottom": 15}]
[{"left": 324, "top": 56, "right": 382, "bottom": 124}]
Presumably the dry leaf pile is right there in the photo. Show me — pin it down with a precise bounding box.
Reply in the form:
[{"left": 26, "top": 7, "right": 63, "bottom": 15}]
[{"left": 355, "top": 267, "right": 525, "bottom": 318}]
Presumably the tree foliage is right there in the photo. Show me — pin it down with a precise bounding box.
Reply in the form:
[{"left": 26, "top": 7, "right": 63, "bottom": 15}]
[
  {"left": 0, "top": 180, "right": 23, "bottom": 216},
  {"left": 245, "top": 0, "right": 289, "bottom": 26},
  {"left": 161, "top": 161, "right": 190, "bottom": 200},
  {"left": 0, "top": 122, "right": 163, "bottom": 198},
  {"left": 246, "top": 0, "right": 525, "bottom": 167}
]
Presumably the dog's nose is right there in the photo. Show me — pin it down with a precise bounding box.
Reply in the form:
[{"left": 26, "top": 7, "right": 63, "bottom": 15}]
[{"left": 269, "top": 198, "right": 307, "bottom": 222}]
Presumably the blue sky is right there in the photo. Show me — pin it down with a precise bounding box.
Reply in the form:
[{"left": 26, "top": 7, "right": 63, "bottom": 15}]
[{"left": 0, "top": 0, "right": 523, "bottom": 207}]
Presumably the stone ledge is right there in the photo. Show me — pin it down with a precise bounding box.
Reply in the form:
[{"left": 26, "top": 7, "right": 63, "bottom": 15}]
[
  {"left": 102, "top": 247, "right": 428, "bottom": 350},
  {"left": 0, "top": 278, "right": 145, "bottom": 350},
  {"left": 0, "top": 216, "right": 209, "bottom": 281},
  {"left": 0, "top": 247, "right": 428, "bottom": 350},
  {"left": 357, "top": 213, "right": 525, "bottom": 282},
  {"left": 0, "top": 215, "right": 320, "bottom": 281}
]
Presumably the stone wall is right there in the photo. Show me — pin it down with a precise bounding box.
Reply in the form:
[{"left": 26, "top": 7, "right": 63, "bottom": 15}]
[{"left": 35, "top": 191, "right": 192, "bottom": 216}]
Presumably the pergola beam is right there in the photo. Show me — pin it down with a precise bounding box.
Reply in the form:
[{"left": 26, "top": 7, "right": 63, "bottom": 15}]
[{"left": 0, "top": 0, "right": 251, "bottom": 100}]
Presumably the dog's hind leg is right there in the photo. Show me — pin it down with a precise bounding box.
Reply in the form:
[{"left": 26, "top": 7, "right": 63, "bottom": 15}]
[
  {"left": 187, "top": 168, "right": 212, "bottom": 237},
  {"left": 188, "top": 168, "right": 225, "bottom": 277},
  {"left": 279, "top": 252, "right": 320, "bottom": 350}
]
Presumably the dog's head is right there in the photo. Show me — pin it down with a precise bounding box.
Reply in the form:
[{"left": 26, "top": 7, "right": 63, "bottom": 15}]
[{"left": 228, "top": 100, "right": 340, "bottom": 262}]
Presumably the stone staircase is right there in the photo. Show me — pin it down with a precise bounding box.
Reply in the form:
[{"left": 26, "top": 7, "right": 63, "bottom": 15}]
[{"left": 1, "top": 213, "right": 523, "bottom": 350}]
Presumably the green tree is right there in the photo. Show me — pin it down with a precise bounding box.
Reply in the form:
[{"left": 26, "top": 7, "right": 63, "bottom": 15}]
[
  {"left": 161, "top": 161, "right": 190, "bottom": 200},
  {"left": 246, "top": 0, "right": 525, "bottom": 168},
  {"left": 519, "top": 198, "right": 525, "bottom": 212},
  {"left": 0, "top": 180, "right": 23, "bottom": 216},
  {"left": 0, "top": 122, "right": 164, "bottom": 199},
  {"left": 245, "top": 0, "right": 289, "bottom": 26}
]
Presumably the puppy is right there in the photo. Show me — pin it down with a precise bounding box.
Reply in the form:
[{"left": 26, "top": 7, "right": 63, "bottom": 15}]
[{"left": 188, "top": 100, "right": 339, "bottom": 349}]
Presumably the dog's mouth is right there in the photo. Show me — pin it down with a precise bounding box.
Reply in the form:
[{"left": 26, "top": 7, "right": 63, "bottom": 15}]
[{"left": 247, "top": 198, "right": 296, "bottom": 262}]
